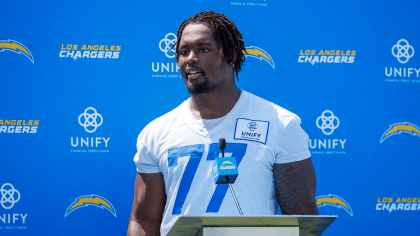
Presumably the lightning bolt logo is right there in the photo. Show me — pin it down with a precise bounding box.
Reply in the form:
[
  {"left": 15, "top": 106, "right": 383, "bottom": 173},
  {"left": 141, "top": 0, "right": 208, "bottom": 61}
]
[
  {"left": 221, "top": 161, "right": 234, "bottom": 166},
  {"left": 380, "top": 122, "right": 420, "bottom": 143},
  {"left": 243, "top": 46, "right": 275, "bottom": 68},
  {"left": 65, "top": 194, "right": 116, "bottom": 217},
  {"left": 316, "top": 194, "right": 353, "bottom": 216},
  {"left": 0, "top": 39, "right": 34, "bottom": 63}
]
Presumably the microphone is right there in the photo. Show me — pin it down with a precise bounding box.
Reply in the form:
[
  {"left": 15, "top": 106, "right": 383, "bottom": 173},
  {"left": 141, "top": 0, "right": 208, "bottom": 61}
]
[
  {"left": 213, "top": 138, "right": 238, "bottom": 184},
  {"left": 212, "top": 138, "right": 243, "bottom": 215},
  {"left": 219, "top": 138, "right": 226, "bottom": 157}
]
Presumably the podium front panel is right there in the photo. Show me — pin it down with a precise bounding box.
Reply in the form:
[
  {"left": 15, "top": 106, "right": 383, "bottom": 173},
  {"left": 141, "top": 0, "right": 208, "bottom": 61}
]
[
  {"left": 167, "top": 215, "right": 337, "bottom": 236},
  {"left": 198, "top": 227, "right": 299, "bottom": 236}
]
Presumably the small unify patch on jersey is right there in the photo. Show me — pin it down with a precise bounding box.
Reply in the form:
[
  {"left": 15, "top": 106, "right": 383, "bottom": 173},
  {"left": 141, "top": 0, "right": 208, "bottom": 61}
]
[{"left": 234, "top": 118, "right": 269, "bottom": 144}]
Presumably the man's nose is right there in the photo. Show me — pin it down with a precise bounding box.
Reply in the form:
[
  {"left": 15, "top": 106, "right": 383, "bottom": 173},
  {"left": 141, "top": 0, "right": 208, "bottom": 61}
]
[{"left": 187, "top": 50, "right": 198, "bottom": 64}]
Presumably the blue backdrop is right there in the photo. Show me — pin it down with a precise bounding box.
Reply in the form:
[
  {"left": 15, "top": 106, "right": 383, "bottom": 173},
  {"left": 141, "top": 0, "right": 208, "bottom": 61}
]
[{"left": 1, "top": 0, "right": 419, "bottom": 235}]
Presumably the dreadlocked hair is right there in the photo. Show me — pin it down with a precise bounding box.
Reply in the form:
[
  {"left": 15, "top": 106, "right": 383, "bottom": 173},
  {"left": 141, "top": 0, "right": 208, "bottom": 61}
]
[{"left": 171, "top": 11, "right": 245, "bottom": 82}]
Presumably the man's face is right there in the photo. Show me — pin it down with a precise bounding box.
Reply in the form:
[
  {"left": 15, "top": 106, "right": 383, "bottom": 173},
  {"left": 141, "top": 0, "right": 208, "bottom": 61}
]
[{"left": 178, "top": 23, "right": 232, "bottom": 95}]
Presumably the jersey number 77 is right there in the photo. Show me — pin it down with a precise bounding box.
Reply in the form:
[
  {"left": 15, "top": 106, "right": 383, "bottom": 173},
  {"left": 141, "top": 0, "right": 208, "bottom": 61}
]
[{"left": 168, "top": 142, "right": 247, "bottom": 215}]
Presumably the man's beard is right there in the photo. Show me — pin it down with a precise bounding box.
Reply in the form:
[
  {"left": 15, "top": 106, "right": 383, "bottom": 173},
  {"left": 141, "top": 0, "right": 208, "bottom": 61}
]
[{"left": 184, "top": 74, "right": 224, "bottom": 95}]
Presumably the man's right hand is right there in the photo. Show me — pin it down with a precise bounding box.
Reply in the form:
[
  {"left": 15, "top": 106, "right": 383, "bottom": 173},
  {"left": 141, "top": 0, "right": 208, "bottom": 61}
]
[{"left": 128, "top": 172, "right": 166, "bottom": 236}]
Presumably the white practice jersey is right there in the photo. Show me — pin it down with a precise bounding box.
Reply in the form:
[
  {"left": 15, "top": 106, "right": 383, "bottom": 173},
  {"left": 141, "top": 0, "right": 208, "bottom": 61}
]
[{"left": 134, "top": 90, "right": 310, "bottom": 236}]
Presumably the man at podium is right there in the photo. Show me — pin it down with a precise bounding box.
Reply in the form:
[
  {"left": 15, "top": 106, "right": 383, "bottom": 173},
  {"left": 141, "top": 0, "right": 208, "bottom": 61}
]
[{"left": 128, "top": 11, "right": 318, "bottom": 236}]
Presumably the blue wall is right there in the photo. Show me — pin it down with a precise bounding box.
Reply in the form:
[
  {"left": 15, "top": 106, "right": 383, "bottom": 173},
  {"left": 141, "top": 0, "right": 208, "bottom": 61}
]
[{"left": 1, "top": 0, "right": 419, "bottom": 235}]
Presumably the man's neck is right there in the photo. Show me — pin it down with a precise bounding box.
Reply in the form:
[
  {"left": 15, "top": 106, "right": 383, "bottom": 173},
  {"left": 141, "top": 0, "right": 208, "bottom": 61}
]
[{"left": 189, "top": 85, "right": 241, "bottom": 120}]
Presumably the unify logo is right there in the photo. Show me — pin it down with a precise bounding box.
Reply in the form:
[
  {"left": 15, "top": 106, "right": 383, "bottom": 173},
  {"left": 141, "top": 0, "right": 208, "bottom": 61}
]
[
  {"left": 59, "top": 44, "right": 121, "bottom": 61},
  {"left": 316, "top": 110, "right": 339, "bottom": 135},
  {"left": 380, "top": 122, "right": 420, "bottom": 143},
  {"left": 234, "top": 118, "right": 269, "bottom": 144},
  {"left": 385, "top": 39, "right": 420, "bottom": 83},
  {"left": 152, "top": 33, "right": 180, "bottom": 78},
  {"left": 0, "top": 183, "right": 28, "bottom": 226},
  {"left": 316, "top": 194, "right": 353, "bottom": 217},
  {"left": 0, "top": 39, "right": 34, "bottom": 63},
  {"left": 78, "top": 107, "right": 103, "bottom": 133},
  {"left": 71, "top": 107, "right": 110, "bottom": 153},
  {"left": 376, "top": 197, "right": 420, "bottom": 213},
  {"left": 65, "top": 194, "right": 116, "bottom": 217},
  {"left": 0, "top": 183, "right": 20, "bottom": 209},
  {"left": 298, "top": 49, "right": 356, "bottom": 65},
  {"left": 247, "top": 122, "right": 259, "bottom": 131},
  {"left": 310, "top": 110, "right": 346, "bottom": 154},
  {"left": 392, "top": 39, "right": 414, "bottom": 64},
  {"left": 159, "top": 33, "right": 176, "bottom": 58}
]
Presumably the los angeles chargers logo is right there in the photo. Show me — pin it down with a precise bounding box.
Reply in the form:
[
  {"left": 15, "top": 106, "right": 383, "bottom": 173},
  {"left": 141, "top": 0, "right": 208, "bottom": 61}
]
[
  {"left": 316, "top": 194, "right": 353, "bottom": 216},
  {"left": 0, "top": 39, "right": 34, "bottom": 63},
  {"left": 220, "top": 161, "right": 235, "bottom": 170},
  {"left": 65, "top": 194, "right": 116, "bottom": 217},
  {"left": 380, "top": 122, "right": 420, "bottom": 143},
  {"left": 243, "top": 46, "right": 275, "bottom": 68}
]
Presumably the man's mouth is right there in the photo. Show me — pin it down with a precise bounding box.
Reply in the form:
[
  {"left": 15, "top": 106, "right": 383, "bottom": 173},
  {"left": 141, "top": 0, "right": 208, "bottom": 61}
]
[
  {"left": 187, "top": 71, "right": 202, "bottom": 75},
  {"left": 186, "top": 70, "right": 203, "bottom": 79}
]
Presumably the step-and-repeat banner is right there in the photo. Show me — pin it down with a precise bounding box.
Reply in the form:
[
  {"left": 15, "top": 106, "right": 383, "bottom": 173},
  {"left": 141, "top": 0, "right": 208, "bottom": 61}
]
[{"left": 1, "top": 0, "right": 419, "bottom": 235}]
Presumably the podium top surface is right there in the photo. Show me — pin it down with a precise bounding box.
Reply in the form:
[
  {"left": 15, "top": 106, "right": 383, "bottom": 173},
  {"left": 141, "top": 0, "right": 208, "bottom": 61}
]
[{"left": 167, "top": 215, "right": 337, "bottom": 236}]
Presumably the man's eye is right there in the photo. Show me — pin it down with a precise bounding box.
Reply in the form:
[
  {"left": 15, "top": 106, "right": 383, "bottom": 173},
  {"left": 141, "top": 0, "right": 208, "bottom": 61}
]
[
  {"left": 200, "top": 48, "right": 209, "bottom": 53},
  {"left": 180, "top": 50, "right": 188, "bottom": 55}
]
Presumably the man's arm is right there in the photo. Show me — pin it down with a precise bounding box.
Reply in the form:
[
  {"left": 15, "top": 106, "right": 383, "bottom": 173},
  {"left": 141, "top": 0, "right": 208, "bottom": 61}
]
[
  {"left": 273, "top": 157, "right": 318, "bottom": 215},
  {"left": 128, "top": 172, "right": 166, "bottom": 236}
]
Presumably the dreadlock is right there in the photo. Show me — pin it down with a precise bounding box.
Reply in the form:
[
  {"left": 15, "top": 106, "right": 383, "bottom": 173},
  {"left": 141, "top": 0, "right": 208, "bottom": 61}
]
[{"left": 171, "top": 11, "right": 245, "bottom": 82}]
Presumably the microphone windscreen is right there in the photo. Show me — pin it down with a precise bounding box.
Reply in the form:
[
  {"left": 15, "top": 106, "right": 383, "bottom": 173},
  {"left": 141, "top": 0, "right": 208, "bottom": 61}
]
[{"left": 219, "top": 138, "right": 226, "bottom": 150}]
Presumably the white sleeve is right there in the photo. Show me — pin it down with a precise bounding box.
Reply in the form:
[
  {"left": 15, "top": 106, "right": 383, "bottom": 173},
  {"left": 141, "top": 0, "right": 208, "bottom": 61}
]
[
  {"left": 274, "top": 116, "right": 311, "bottom": 164},
  {"left": 133, "top": 132, "right": 161, "bottom": 173}
]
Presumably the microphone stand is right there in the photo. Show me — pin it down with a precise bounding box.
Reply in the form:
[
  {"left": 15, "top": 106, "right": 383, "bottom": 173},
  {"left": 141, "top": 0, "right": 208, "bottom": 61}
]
[
  {"left": 220, "top": 138, "right": 243, "bottom": 215},
  {"left": 227, "top": 176, "right": 243, "bottom": 215}
]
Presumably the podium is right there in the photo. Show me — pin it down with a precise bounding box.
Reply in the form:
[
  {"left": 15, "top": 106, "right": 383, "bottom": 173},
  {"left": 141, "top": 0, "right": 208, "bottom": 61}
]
[{"left": 167, "top": 215, "right": 337, "bottom": 236}]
